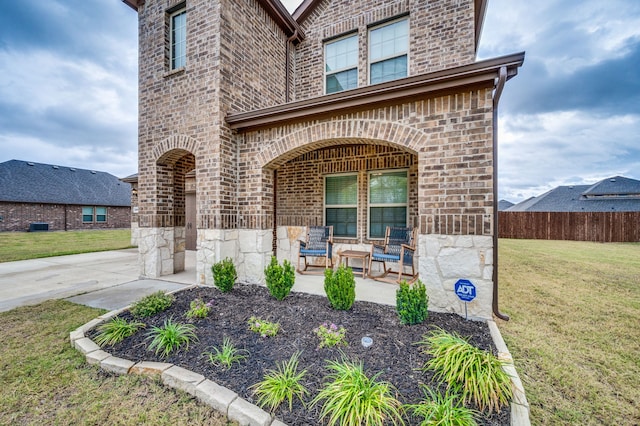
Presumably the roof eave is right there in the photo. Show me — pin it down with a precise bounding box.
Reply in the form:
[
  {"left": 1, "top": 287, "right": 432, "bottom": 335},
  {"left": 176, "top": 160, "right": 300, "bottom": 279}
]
[
  {"left": 227, "top": 52, "right": 524, "bottom": 131},
  {"left": 122, "top": 0, "right": 140, "bottom": 11}
]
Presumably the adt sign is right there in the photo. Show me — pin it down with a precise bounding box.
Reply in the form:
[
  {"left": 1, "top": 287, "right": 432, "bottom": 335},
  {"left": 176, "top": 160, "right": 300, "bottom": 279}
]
[{"left": 454, "top": 279, "right": 476, "bottom": 302}]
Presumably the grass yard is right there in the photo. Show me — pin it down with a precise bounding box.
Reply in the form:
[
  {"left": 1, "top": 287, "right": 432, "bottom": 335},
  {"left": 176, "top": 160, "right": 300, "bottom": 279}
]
[
  {"left": 0, "top": 300, "right": 232, "bottom": 425},
  {"left": 0, "top": 229, "right": 133, "bottom": 262},
  {"left": 498, "top": 239, "right": 640, "bottom": 426}
]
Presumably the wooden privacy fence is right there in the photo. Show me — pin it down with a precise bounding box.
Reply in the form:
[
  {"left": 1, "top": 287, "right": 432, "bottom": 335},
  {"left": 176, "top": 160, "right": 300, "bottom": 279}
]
[{"left": 498, "top": 211, "right": 640, "bottom": 242}]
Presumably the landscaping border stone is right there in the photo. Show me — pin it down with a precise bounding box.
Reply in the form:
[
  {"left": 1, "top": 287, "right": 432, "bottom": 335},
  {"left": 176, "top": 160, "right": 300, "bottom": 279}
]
[{"left": 69, "top": 287, "right": 531, "bottom": 426}]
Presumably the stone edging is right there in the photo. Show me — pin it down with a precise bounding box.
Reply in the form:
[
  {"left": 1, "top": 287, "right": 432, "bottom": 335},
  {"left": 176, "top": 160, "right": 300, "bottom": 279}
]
[
  {"left": 487, "top": 320, "right": 531, "bottom": 425},
  {"left": 69, "top": 286, "right": 530, "bottom": 426}
]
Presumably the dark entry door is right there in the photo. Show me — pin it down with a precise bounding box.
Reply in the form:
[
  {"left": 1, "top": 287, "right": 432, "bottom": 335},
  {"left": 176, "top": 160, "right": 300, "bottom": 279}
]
[{"left": 185, "top": 192, "right": 196, "bottom": 250}]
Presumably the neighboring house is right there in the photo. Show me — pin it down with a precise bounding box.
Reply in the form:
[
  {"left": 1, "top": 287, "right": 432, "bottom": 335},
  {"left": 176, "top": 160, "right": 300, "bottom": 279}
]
[
  {"left": 506, "top": 176, "right": 640, "bottom": 212},
  {"left": 123, "top": 0, "right": 524, "bottom": 320},
  {"left": 0, "top": 160, "right": 132, "bottom": 232},
  {"left": 498, "top": 199, "right": 514, "bottom": 211}
]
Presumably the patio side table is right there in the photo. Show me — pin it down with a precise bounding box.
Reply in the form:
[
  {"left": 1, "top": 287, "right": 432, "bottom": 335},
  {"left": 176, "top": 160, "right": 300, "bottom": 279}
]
[{"left": 337, "top": 249, "right": 370, "bottom": 278}]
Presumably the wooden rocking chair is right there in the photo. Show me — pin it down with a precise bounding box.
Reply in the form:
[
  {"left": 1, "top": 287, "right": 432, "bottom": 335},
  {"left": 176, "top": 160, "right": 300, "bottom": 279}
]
[
  {"left": 297, "top": 226, "right": 333, "bottom": 274},
  {"left": 368, "top": 226, "right": 417, "bottom": 284}
]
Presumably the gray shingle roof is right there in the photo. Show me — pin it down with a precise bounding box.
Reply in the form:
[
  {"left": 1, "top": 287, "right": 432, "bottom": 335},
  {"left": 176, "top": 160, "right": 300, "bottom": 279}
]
[
  {"left": 0, "top": 160, "right": 131, "bottom": 206},
  {"left": 498, "top": 199, "right": 514, "bottom": 211},
  {"left": 506, "top": 176, "right": 640, "bottom": 212}
]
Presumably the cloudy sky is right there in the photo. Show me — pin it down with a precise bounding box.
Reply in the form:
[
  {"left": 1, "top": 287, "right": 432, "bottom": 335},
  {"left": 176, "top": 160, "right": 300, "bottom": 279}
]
[{"left": 0, "top": 0, "right": 638, "bottom": 202}]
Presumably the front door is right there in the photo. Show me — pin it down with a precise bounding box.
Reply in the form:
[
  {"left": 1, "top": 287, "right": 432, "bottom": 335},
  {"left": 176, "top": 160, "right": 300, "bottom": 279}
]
[{"left": 185, "top": 191, "right": 196, "bottom": 250}]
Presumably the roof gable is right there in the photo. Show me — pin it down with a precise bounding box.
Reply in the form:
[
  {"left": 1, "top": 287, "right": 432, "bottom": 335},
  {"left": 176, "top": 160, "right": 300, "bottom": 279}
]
[
  {"left": 0, "top": 160, "right": 131, "bottom": 206},
  {"left": 293, "top": 0, "right": 488, "bottom": 52},
  {"left": 582, "top": 176, "right": 640, "bottom": 197}
]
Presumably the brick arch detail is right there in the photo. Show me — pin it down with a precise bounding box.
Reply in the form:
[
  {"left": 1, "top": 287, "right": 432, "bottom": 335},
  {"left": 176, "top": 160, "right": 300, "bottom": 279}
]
[
  {"left": 259, "top": 120, "right": 427, "bottom": 168},
  {"left": 154, "top": 135, "right": 199, "bottom": 166}
]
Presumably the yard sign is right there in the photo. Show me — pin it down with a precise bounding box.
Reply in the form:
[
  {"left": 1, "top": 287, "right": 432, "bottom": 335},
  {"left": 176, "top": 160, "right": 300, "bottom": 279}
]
[{"left": 455, "top": 279, "right": 476, "bottom": 320}]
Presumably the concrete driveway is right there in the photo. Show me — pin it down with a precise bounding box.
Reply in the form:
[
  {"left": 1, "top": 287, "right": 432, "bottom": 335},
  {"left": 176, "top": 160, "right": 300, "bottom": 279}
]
[{"left": 0, "top": 249, "right": 195, "bottom": 312}]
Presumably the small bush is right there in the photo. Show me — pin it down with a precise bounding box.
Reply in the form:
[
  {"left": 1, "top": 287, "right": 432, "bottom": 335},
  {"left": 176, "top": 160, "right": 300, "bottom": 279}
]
[
  {"left": 94, "top": 317, "right": 145, "bottom": 346},
  {"left": 185, "top": 298, "right": 212, "bottom": 319},
  {"left": 311, "top": 357, "right": 404, "bottom": 426},
  {"left": 418, "top": 329, "right": 513, "bottom": 414},
  {"left": 406, "top": 386, "right": 478, "bottom": 426},
  {"left": 202, "top": 337, "right": 248, "bottom": 370},
  {"left": 146, "top": 317, "right": 197, "bottom": 357},
  {"left": 324, "top": 264, "right": 355, "bottom": 310},
  {"left": 264, "top": 256, "right": 295, "bottom": 300},
  {"left": 396, "top": 280, "right": 429, "bottom": 325},
  {"left": 130, "top": 291, "right": 174, "bottom": 318},
  {"left": 251, "top": 351, "right": 309, "bottom": 412},
  {"left": 211, "top": 257, "right": 237, "bottom": 293},
  {"left": 248, "top": 316, "right": 280, "bottom": 337}
]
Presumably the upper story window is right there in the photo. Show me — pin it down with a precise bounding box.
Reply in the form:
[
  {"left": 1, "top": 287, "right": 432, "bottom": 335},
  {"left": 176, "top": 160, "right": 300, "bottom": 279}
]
[
  {"left": 325, "top": 34, "right": 358, "bottom": 94},
  {"left": 170, "top": 8, "right": 186, "bottom": 70},
  {"left": 369, "top": 18, "right": 409, "bottom": 85}
]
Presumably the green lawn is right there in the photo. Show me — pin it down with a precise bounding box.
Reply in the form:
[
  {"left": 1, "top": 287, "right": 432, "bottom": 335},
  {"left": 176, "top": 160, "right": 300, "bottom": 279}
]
[
  {"left": 498, "top": 239, "right": 640, "bottom": 425},
  {"left": 0, "top": 300, "right": 232, "bottom": 425},
  {"left": 1, "top": 237, "right": 638, "bottom": 425},
  {"left": 0, "top": 229, "right": 133, "bottom": 262}
]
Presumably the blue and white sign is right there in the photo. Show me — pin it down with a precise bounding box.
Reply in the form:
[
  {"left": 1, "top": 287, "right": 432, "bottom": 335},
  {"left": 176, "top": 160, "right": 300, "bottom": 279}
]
[{"left": 454, "top": 279, "right": 476, "bottom": 302}]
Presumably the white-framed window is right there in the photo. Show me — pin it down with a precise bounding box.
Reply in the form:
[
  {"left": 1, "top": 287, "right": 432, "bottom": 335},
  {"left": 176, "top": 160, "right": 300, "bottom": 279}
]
[
  {"left": 82, "top": 206, "right": 107, "bottom": 223},
  {"left": 324, "top": 33, "right": 358, "bottom": 94},
  {"left": 368, "top": 170, "right": 408, "bottom": 239},
  {"left": 170, "top": 7, "right": 186, "bottom": 70},
  {"left": 325, "top": 174, "right": 358, "bottom": 237},
  {"left": 369, "top": 18, "right": 409, "bottom": 85}
]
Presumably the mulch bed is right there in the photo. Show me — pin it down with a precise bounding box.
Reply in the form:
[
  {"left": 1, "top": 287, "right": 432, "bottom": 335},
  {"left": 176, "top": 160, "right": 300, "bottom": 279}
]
[{"left": 91, "top": 284, "right": 510, "bottom": 425}]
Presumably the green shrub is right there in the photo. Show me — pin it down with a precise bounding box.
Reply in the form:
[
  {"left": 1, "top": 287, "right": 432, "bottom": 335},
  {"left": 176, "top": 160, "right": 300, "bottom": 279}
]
[
  {"left": 185, "top": 298, "right": 212, "bottom": 319},
  {"left": 264, "top": 256, "right": 295, "bottom": 300},
  {"left": 406, "top": 386, "right": 478, "bottom": 426},
  {"left": 130, "top": 291, "right": 174, "bottom": 318},
  {"left": 211, "top": 257, "right": 237, "bottom": 293},
  {"left": 202, "top": 336, "right": 248, "bottom": 370},
  {"left": 324, "top": 264, "right": 355, "bottom": 310},
  {"left": 251, "top": 351, "right": 309, "bottom": 412},
  {"left": 311, "top": 357, "right": 404, "bottom": 426},
  {"left": 396, "top": 280, "right": 428, "bottom": 325},
  {"left": 146, "top": 317, "right": 197, "bottom": 358},
  {"left": 94, "top": 317, "right": 145, "bottom": 346},
  {"left": 418, "top": 329, "right": 513, "bottom": 414}
]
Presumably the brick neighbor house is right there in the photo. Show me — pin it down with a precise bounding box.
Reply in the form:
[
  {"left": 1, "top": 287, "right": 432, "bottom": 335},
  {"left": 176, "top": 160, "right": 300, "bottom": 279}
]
[
  {"left": 0, "top": 160, "right": 131, "bottom": 232},
  {"left": 123, "top": 0, "right": 524, "bottom": 320}
]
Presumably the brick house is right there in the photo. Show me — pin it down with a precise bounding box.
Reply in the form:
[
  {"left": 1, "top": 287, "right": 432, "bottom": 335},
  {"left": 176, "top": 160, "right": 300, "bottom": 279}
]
[
  {"left": 123, "top": 0, "right": 524, "bottom": 320},
  {"left": 0, "top": 160, "right": 131, "bottom": 232}
]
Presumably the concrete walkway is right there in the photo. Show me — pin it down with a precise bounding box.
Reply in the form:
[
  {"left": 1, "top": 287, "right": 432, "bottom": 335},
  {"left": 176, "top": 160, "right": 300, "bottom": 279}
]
[
  {"left": 0, "top": 249, "right": 399, "bottom": 312},
  {"left": 0, "top": 249, "right": 190, "bottom": 312}
]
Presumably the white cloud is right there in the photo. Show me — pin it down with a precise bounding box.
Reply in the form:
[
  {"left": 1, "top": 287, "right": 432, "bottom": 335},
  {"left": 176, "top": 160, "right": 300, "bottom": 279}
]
[{"left": 498, "top": 111, "right": 640, "bottom": 201}]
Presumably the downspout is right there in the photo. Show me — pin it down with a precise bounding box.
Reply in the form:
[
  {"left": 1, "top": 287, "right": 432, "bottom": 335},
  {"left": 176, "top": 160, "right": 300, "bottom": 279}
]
[
  {"left": 492, "top": 66, "right": 509, "bottom": 321},
  {"left": 285, "top": 30, "right": 298, "bottom": 103}
]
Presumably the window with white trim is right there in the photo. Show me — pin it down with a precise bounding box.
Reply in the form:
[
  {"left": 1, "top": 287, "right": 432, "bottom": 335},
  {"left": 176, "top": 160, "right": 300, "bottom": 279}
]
[
  {"left": 325, "top": 34, "right": 358, "bottom": 94},
  {"left": 170, "top": 7, "right": 186, "bottom": 70},
  {"left": 369, "top": 18, "right": 408, "bottom": 85},
  {"left": 368, "top": 170, "right": 408, "bottom": 238},
  {"left": 82, "top": 206, "right": 107, "bottom": 223},
  {"left": 325, "top": 174, "right": 358, "bottom": 237}
]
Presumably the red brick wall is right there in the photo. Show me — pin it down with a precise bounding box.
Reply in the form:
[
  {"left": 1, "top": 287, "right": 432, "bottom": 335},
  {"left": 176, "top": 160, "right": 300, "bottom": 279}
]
[
  {"left": 238, "top": 88, "right": 495, "bottom": 236},
  {"left": 136, "top": 0, "right": 289, "bottom": 230},
  {"left": 293, "top": 0, "right": 476, "bottom": 101},
  {"left": 276, "top": 144, "right": 418, "bottom": 243},
  {"left": 0, "top": 202, "right": 131, "bottom": 232}
]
